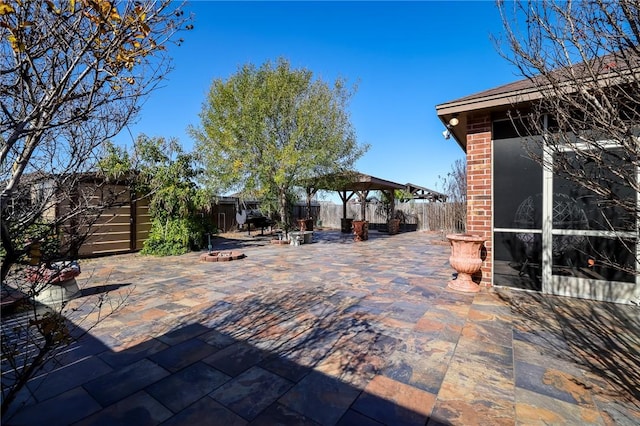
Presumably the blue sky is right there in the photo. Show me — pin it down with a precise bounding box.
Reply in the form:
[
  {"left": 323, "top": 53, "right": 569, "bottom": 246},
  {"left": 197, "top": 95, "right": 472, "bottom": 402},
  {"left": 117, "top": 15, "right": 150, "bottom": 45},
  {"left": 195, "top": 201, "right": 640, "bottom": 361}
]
[{"left": 114, "top": 1, "right": 521, "bottom": 196}]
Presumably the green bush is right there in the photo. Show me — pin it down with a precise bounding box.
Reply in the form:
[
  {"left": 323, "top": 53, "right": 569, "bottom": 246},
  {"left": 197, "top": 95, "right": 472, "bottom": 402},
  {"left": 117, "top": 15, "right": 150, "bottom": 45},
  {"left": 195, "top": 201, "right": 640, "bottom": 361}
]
[{"left": 141, "top": 217, "right": 204, "bottom": 256}]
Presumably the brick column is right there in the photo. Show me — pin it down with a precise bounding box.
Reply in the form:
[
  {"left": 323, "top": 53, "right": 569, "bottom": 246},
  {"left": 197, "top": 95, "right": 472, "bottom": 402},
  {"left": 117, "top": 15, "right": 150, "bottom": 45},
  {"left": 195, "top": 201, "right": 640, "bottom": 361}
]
[{"left": 465, "top": 114, "right": 493, "bottom": 286}]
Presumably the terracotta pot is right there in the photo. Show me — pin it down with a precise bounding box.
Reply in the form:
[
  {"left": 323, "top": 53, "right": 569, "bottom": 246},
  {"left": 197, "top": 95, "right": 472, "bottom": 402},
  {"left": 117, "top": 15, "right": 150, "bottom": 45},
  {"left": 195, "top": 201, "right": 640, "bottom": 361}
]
[
  {"left": 297, "top": 218, "right": 314, "bottom": 232},
  {"left": 446, "top": 233, "right": 485, "bottom": 293},
  {"left": 352, "top": 220, "right": 369, "bottom": 241}
]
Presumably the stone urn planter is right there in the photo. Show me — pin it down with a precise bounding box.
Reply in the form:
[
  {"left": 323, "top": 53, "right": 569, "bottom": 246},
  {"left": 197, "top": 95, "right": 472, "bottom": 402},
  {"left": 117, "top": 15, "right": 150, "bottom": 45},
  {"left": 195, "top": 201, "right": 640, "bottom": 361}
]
[
  {"left": 27, "top": 261, "right": 82, "bottom": 305},
  {"left": 289, "top": 231, "right": 313, "bottom": 245},
  {"left": 297, "top": 218, "right": 314, "bottom": 232},
  {"left": 446, "top": 233, "right": 485, "bottom": 293},
  {"left": 352, "top": 220, "right": 369, "bottom": 242}
]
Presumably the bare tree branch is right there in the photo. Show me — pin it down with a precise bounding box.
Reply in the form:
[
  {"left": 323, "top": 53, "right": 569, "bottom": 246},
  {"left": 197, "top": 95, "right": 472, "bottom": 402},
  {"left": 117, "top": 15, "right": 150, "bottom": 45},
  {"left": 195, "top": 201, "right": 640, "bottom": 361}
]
[{"left": 496, "top": 0, "right": 639, "bottom": 279}]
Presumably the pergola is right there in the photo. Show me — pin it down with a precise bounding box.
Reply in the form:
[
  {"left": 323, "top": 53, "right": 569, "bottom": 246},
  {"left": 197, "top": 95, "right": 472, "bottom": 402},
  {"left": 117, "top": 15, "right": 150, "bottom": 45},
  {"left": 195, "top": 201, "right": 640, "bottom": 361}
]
[
  {"left": 405, "top": 183, "right": 447, "bottom": 202},
  {"left": 303, "top": 171, "right": 445, "bottom": 225}
]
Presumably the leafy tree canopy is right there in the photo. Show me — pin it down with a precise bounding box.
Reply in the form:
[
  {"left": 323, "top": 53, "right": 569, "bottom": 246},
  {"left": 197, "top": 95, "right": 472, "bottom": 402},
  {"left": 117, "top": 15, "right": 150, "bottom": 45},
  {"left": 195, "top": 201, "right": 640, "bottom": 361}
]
[{"left": 189, "top": 57, "right": 368, "bottom": 226}]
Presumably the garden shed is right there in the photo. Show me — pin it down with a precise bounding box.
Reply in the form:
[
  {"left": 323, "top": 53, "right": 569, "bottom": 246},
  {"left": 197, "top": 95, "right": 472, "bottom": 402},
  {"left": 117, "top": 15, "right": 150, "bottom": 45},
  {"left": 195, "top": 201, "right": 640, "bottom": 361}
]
[{"left": 8, "top": 173, "right": 151, "bottom": 258}]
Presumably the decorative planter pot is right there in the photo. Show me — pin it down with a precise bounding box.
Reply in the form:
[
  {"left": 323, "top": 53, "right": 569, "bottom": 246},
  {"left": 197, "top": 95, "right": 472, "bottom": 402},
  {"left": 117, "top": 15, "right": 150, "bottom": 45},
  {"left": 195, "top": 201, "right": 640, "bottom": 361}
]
[
  {"left": 388, "top": 219, "right": 400, "bottom": 235},
  {"left": 289, "top": 231, "right": 313, "bottom": 245},
  {"left": 34, "top": 278, "right": 80, "bottom": 306},
  {"left": 297, "top": 218, "right": 314, "bottom": 232},
  {"left": 28, "top": 261, "right": 82, "bottom": 306},
  {"left": 352, "top": 220, "right": 369, "bottom": 242},
  {"left": 446, "top": 233, "right": 485, "bottom": 293}
]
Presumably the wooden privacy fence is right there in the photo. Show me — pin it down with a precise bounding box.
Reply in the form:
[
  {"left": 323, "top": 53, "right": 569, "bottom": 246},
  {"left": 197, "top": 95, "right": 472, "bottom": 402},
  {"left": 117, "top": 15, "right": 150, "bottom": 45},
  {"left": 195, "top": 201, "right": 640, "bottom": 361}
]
[
  {"left": 71, "top": 198, "right": 462, "bottom": 257},
  {"left": 313, "top": 201, "right": 466, "bottom": 233},
  {"left": 56, "top": 183, "right": 151, "bottom": 258},
  {"left": 211, "top": 201, "right": 465, "bottom": 233}
]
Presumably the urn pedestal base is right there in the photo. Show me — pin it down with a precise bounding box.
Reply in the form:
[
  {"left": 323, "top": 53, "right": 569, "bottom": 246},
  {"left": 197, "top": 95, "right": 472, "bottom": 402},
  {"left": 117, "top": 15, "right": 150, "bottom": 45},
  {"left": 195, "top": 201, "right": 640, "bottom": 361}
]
[
  {"left": 341, "top": 218, "right": 354, "bottom": 233},
  {"left": 448, "top": 275, "right": 481, "bottom": 293}
]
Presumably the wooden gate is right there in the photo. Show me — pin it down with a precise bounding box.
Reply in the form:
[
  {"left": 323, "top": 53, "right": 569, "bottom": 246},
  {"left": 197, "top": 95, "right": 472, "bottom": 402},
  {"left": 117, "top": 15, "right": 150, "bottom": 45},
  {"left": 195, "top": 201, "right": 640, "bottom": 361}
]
[{"left": 73, "top": 184, "right": 150, "bottom": 257}]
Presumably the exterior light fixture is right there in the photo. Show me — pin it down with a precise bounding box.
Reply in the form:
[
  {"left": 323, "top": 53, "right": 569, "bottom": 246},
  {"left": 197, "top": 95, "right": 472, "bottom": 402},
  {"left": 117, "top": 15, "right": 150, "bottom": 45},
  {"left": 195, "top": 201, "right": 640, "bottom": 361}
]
[{"left": 441, "top": 115, "right": 458, "bottom": 139}]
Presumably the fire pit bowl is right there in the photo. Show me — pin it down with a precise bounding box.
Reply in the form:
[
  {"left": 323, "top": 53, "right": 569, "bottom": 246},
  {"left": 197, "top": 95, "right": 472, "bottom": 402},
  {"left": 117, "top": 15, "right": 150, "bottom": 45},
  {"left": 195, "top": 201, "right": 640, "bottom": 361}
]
[{"left": 199, "top": 251, "right": 245, "bottom": 262}]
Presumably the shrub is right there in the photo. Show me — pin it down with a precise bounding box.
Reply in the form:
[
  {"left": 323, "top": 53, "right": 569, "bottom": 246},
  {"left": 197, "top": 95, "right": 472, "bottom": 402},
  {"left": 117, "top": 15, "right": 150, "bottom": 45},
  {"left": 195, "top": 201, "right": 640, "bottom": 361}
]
[{"left": 141, "top": 217, "right": 204, "bottom": 256}]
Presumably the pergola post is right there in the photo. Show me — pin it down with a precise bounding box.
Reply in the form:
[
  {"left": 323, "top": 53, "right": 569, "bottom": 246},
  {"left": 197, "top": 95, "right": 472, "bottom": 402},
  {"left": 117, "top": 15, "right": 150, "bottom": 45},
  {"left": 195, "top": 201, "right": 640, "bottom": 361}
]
[
  {"left": 338, "top": 190, "right": 356, "bottom": 219},
  {"left": 338, "top": 190, "right": 356, "bottom": 233},
  {"left": 305, "top": 186, "right": 318, "bottom": 219},
  {"left": 387, "top": 189, "right": 396, "bottom": 220},
  {"left": 340, "top": 190, "right": 348, "bottom": 219},
  {"left": 356, "top": 190, "right": 369, "bottom": 221}
]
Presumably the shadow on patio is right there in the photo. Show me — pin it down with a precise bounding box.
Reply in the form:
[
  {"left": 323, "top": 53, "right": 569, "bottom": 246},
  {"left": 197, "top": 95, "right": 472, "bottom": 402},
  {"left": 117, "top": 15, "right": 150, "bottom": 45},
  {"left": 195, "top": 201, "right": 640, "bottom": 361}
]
[
  {"left": 3, "top": 285, "right": 450, "bottom": 425},
  {"left": 496, "top": 289, "right": 640, "bottom": 423},
  {"left": 2, "top": 230, "right": 639, "bottom": 425}
]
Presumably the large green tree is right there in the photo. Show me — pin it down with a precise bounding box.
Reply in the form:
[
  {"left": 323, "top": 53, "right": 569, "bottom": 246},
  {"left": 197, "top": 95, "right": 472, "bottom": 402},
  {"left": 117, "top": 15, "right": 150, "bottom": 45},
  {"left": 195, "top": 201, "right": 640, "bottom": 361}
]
[{"left": 189, "top": 58, "right": 368, "bottom": 227}]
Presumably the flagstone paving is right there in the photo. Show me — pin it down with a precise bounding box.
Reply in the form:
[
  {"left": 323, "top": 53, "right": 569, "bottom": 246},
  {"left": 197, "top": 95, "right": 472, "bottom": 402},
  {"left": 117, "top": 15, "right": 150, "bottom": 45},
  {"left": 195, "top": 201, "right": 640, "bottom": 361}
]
[{"left": 2, "top": 230, "right": 639, "bottom": 425}]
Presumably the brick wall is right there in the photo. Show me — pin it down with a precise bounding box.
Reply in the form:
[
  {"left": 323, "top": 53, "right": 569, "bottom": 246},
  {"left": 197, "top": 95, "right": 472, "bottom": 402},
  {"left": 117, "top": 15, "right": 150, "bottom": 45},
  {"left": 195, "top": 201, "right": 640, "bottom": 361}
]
[{"left": 465, "top": 114, "right": 493, "bottom": 285}]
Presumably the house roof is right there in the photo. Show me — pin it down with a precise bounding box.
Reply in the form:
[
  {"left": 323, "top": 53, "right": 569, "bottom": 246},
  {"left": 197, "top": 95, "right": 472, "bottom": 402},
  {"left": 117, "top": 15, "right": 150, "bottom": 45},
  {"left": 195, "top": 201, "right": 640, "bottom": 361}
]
[
  {"left": 436, "top": 77, "right": 540, "bottom": 116},
  {"left": 435, "top": 76, "right": 541, "bottom": 151},
  {"left": 436, "top": 52, "right": 640, "bottom": 151}
]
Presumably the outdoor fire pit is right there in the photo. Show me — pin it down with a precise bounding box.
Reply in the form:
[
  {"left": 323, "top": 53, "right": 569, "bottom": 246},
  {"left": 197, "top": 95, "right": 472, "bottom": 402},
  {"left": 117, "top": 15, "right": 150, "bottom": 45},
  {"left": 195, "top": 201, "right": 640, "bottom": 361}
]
[{"left": 199, "top": 251, "right": 245, "bottom": 262}]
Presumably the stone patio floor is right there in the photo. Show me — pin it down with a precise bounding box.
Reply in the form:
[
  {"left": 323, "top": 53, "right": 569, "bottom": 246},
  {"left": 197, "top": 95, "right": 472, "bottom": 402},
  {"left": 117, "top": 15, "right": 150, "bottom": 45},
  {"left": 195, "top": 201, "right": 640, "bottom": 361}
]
[{"left": 2, "top": 230, "right": 639, "bottom": 425}]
